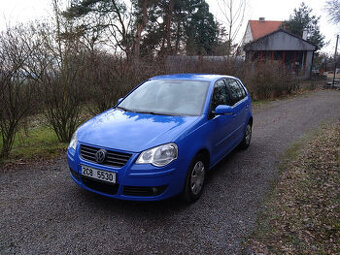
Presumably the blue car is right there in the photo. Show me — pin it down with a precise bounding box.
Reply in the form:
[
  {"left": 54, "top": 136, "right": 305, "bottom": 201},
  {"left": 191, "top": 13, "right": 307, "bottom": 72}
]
[{"left": 67, "top": 74, "right": 253, "bottom": 202}]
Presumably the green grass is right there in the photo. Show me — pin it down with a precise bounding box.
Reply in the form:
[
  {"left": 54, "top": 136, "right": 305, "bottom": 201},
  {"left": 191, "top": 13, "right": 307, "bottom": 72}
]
[
  {"left": 0, "top": 107, "right": 93, "bottom": 165},
  {"left": 0, "top": 126, "right": 67, "bottom": 163}
]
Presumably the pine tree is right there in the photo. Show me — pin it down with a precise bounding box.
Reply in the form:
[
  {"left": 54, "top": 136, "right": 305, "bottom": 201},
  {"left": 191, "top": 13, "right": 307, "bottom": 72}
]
[{"left": 282, "top": 2, "right": 325, "bottom": 49}]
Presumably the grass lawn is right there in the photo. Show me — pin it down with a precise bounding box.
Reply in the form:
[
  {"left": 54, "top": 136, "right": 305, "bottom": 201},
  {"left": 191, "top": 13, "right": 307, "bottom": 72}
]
[
  {"left": 0, "top": 125, "right": 67, "bottom": 164},
  {"left": 243, "top": 120, "right": 339, "bottom": 254}
]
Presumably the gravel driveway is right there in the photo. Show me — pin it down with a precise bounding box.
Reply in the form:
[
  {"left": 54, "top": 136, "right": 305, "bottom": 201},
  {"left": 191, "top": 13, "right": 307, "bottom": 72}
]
[{"left": 1, "top": 90, "right": 339, "bottom": 255}]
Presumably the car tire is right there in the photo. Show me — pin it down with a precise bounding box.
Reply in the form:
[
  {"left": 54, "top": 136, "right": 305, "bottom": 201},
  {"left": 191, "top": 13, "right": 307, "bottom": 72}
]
[
  {"left": 239, "top": 122, "right": 252, "bottom": 150},
  {"left": 182, "top": 154, "right": 207, "bottom": 203}
]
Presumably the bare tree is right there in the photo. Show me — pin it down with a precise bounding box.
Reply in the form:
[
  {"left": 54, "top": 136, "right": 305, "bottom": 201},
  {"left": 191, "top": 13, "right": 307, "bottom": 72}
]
[
  {"left": 0, "top": 26, "right": 40, "bottom": 159},
  {"left": 325, "top": 0, "right": 340, "bottom": 24},
  {"left": 218, "top": 0, "right": 247, "bottom": 56},
  {"left": 64, "top": 0, "right": 137, "bottom": 59},
  {"left": 29, "top": 0, "right": 86, "bottom": 142},
  {"left": 80, "top": 52, "right": 127, "bottom": 115}
]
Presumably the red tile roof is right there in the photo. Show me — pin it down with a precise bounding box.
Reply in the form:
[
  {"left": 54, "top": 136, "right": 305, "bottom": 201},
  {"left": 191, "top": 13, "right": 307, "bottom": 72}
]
[{"left": 249, "top": 20, "right": 282, "bottom": 40}]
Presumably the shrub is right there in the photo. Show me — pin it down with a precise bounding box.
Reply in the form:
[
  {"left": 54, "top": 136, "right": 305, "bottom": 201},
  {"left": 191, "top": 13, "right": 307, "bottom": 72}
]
[
  {"left": 243, "top": 61, "right": 299, "bottom": 100},
  {"left": 0, "top": 26, "right": 40, "bottom": 159},
  {"left": 31, "top": 19, "right": 85, "bottom": 143},
  {"left": 39, "top": 57, "right": 84, "bottom": 143},
  {"left": 79, "top": 53, "right": 167, "bottom": 115}
]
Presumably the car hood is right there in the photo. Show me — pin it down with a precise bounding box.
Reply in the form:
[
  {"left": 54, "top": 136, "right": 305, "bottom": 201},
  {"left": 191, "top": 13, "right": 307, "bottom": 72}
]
[{"left": 77, "top": 108, "right": 199, "bottom": 152}]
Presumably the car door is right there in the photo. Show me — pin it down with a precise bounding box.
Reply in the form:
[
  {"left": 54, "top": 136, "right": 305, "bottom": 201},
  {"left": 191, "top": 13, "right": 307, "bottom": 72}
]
[
  {"left": 224, "top": 78, "right": 248, "bottom": 143},
  {"left": 235, "top": 80, "right": 250, "bottom": 128},
  {"left": 208, "top": 79, "right": 238, "bottom": 163}
]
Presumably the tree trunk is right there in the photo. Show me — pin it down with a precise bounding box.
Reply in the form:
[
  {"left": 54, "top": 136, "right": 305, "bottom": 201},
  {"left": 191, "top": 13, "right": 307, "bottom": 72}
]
[
  {"left": 228, "top": 0, "right": 233, "bottom": 56},
  {"left": 165, "top": 0, "right": 174, "bottom": 55},
  {"left": 134, "top": 0, "right": 148, "bottom": 59},
  {"left": 134, "top": 24, "right": 143, "bottom": 59},
  {"left": 174, "top": 20, "right": 182, "bottom": 54}
]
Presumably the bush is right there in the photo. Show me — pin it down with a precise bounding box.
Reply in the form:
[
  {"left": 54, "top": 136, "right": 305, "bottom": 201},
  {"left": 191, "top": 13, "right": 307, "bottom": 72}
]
[
  {"left": 31, "top": 21, "right": 85, "bottom": 143},
  {"left": 164, "top": 57, "right": 298, "bottom": 100},
  {"left": 243, "top": 61, "right": 299, "bottom": 100},
  {"left": 40, "top": 60, "right": 84, "bottom": 143},
  {"left": 165, "top": 56, "right": 242, "bottom": 76},
  {"left": 80, "top": 53, "right": 164, "bottom": 115},
  {"left": 0, "top": 26, "right": 40, "bottom": 159}
]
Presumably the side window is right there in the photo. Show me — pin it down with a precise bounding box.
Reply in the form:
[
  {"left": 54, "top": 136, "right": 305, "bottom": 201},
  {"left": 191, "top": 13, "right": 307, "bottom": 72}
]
[
  {"left": 210, "top": 79, "right": 228, "bottom": 112},
  {"left": 225, "top": 79, "right": 244, "bottom": 105},
  {"left": 236, "top": 80, "right": 247, "bottom": 98}
]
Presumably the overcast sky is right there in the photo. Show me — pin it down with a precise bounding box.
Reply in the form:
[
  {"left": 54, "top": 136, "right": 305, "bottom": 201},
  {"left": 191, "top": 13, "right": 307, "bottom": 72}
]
[{"left": 0, "top": 0, "right": 338, "bottom": 54}]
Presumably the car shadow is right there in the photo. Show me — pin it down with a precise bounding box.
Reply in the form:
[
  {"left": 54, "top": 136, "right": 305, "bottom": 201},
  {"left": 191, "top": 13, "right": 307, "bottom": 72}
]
[
  {"left": 207, "top": 149, "right": 239, "bottom": 177},
  {"left": 207, "top": 140, "right": 265, "bottom": 182},
  {"left": 76, "top": 186, "right": 187, "bottom": 215},
  {"left": 73, "top": 146, "right": 254, "bottom": 216}
]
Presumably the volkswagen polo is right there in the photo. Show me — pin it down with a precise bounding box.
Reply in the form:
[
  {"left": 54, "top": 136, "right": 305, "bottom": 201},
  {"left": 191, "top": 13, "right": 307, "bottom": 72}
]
[{"left": 67, "top": 74, "right": 253, "bottom": 202}]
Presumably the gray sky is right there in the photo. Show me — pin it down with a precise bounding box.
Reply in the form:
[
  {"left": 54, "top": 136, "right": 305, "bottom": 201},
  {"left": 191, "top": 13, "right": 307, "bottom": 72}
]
[{"left": 0, "top": 0, "right": 338, "bottom": 54}]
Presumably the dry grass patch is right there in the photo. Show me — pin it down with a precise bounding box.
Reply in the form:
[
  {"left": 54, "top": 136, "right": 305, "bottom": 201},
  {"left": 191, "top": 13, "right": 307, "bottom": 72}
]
[{"left": 244, "top": 120, "right": 340, "bottom": 255}]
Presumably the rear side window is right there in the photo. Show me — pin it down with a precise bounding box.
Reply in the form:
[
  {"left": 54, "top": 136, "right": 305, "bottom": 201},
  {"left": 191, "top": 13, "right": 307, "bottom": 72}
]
[
  {"left": 225, "top": 79, "right": 245, "bottom": 105},
  {"left": 236, "top": 80, "right": 247, "bottom": 98}
]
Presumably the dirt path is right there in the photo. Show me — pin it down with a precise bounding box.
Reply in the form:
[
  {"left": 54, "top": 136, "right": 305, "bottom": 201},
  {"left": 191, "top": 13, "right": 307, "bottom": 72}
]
[{"left": 1, "top": 90, "right": 339, "bottom": 254}]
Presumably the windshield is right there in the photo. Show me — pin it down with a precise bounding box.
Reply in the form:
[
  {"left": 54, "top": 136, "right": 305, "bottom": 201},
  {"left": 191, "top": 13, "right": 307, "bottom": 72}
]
[{"left": 118, "top": 79, "right": 210, "bottom": 116}]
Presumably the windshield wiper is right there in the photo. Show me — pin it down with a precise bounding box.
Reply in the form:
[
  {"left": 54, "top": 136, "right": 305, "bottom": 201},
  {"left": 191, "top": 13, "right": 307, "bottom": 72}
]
[
  {"left": 116, "top": 106, "right": 132, "bottom": 112},
  {"left": 135, "top": 111, "right": 178, "bottom": 116},
  {"left": 118, "top": 107, "right": 175, "bottom": 116},
  {"left": 135, "top": 111, "right": 157, "bottom": 115}
]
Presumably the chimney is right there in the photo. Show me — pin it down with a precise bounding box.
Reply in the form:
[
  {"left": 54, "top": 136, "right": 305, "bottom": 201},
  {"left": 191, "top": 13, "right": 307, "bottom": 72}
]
[
  {"left": 302, "top": 30, "right": 307, "bottom": 40},
  {"left": 259, "top": 17, "right": 265, "bottom": 22}
]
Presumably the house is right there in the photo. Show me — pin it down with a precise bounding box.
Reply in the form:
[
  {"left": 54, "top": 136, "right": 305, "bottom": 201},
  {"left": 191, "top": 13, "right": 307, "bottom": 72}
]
[
  {"left": 242, "top": 18, "right": 317, "bottom": 78},
  {"left": 242, "top": 18, "right": 282, "bottom": 45}
]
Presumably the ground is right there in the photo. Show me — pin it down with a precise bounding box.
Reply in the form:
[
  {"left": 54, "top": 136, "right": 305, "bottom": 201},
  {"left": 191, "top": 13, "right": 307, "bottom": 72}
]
[
  {"left": 0, "top": 90, "right": 339, "bottom": 254},
  {"left": 244, "top": 120, "right": 339, "bottom": 254}
]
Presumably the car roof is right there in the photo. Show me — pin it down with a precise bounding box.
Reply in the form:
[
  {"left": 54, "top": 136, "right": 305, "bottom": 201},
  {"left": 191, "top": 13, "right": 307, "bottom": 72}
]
[{"left": 149, "top": 73, "right": 238, "bottom": 82}]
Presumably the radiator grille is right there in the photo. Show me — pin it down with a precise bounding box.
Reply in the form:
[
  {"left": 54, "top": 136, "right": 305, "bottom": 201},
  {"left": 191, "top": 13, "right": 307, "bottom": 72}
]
[{"left": 80, "top": 144, "right": 132, "bottom": 168}]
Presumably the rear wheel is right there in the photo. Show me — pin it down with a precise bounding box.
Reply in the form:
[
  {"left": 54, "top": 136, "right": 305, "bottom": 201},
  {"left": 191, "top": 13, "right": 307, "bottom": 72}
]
[
  {"left": 239, "top": 123, "right": 252, "bottom": 150},
  {"left": 182, "top": 154, "right": 207, "bottom": 203}
]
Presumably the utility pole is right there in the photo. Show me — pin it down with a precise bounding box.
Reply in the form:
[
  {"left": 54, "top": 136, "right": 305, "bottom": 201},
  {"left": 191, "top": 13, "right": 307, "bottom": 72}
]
[{"left": 332, "top": 34, "right": 339, "bottom": 88}]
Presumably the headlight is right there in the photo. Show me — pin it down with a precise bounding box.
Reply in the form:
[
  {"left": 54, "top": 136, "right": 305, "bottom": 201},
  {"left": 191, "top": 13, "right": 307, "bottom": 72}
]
[
  {"left": 68, "top": 131, "right": 78, "bottom": 150},
  {"left": 136, "top": 143, "right": 178, "bottom": 167}
]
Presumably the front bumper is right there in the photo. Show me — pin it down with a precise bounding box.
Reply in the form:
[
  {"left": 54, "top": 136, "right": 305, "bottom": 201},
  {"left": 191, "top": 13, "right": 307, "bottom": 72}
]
[{"left": 67, "top": 146, "right": 188, "bottom": 201}]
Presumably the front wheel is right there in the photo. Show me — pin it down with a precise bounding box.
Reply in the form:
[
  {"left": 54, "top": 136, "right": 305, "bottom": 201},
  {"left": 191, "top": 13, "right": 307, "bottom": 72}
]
[
  {"left": 239, "top": 123, "right": 252, "bottom": 150},
  {"left": 182, "top": 154, "right": 207, "bottom": 203}
]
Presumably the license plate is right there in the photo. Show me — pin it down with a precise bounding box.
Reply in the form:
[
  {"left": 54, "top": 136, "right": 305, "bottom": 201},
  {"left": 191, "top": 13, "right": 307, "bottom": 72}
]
[{"left": 81, "top": 165, "right": 116, "bottom": 184}]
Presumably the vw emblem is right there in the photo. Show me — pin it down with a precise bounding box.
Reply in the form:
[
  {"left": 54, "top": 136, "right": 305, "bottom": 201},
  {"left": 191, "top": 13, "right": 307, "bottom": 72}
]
[{"left": 95, "top": 149, "right": 107, "bottom": 163}]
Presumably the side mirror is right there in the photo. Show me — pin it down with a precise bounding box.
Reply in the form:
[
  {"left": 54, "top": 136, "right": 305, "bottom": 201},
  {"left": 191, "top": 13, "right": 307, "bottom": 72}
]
[
  {"left": 214, "top": 105, "right": 233, "bottom": 115},
  {"left": 117, "top": 98, "right": 123, "bottom": 104}
]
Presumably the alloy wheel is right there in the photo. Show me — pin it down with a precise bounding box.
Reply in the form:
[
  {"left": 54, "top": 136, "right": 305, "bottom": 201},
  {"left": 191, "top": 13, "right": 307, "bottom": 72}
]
[{"left": 190, "top": 161, "right": 205, "bottom": 195}]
